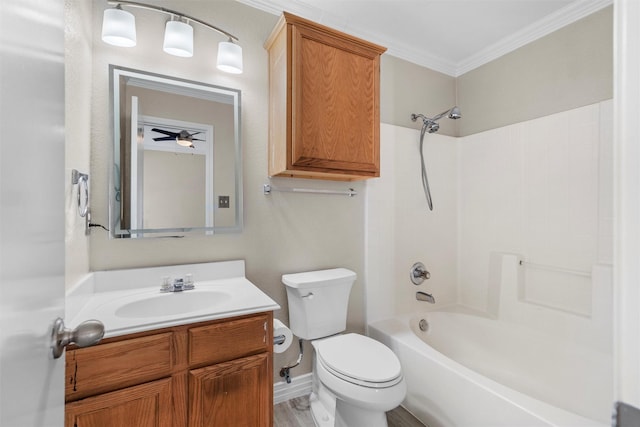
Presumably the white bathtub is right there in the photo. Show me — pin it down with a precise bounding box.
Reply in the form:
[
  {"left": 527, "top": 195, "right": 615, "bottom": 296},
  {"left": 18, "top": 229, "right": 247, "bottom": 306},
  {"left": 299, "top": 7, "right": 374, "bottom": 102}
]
[{"left": 369, "top": 308, "right": 612, "bottom": 427}]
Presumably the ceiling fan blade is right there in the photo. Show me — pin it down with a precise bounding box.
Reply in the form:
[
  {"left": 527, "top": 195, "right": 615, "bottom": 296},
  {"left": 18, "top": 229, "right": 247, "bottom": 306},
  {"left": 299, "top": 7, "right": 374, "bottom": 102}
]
[
  {"left": 151, "top": 128, "right": 177, "bottom": 136},
  {"left": 191, "top": 138, "right": 205, "bottom": 141},
  {"left": 187, "top": 131, "right": 203, "bottom": 137},
  {"left": 153, "top": 136, "right": 176, "bottom": 141}
]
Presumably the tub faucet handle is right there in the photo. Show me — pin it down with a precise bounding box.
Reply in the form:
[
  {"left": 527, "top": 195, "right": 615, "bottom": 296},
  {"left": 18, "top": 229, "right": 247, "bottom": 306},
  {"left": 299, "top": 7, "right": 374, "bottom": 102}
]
[{"left": 410, "top": 262, "right": 431, "bottom": 285}]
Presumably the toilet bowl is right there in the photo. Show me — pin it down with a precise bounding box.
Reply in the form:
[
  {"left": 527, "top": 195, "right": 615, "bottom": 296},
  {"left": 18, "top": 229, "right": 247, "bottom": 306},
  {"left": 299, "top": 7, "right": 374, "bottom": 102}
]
[
  {"left": 282, "top": 268, "right": 407, "bottom": 427},
  {"left": 312, "top": 334, "right": 407, "bottom": 426}
]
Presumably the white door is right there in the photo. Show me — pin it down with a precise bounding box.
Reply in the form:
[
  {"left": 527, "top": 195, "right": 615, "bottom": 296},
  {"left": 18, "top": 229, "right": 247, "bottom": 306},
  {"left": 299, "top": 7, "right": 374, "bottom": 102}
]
[
  {"left": 614, "top": 0, "right": 640, "bottom": 423},
  {"left": 0, "top": 0, "right": 66, "bottom": 426}
]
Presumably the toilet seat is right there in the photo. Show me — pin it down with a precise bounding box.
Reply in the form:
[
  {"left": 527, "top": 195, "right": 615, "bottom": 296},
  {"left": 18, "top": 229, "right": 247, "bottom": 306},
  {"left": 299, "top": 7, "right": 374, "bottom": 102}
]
[{"left": 316, "top": 333, "right": 403, "bottom": 388}]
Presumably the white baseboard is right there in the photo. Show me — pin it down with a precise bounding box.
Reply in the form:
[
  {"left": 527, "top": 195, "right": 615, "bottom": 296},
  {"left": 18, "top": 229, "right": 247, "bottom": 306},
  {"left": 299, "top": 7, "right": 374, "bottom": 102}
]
[{"left": 273, "top": 373, "right": 313, "bottom": 405}]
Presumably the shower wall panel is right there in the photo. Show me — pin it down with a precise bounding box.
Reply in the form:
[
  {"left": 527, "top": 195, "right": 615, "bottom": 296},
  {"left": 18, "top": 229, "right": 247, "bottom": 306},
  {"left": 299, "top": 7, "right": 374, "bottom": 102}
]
[{"left": 457, "top": 100, "right": 613, "bottom": 316}]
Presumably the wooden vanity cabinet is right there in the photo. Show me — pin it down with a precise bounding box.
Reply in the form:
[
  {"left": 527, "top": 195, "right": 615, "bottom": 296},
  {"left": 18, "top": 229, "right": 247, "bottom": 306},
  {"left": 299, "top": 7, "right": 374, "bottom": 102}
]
[
  {"left": 65, "top": 312, "right": 273, "bottom": 427},
  {"left": 265, "top": 12, "right": 387, "bottom": 181}
]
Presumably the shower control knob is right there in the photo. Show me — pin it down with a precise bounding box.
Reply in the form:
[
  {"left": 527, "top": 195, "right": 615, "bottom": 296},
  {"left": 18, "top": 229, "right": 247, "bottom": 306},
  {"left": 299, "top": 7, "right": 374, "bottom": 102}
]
[{"left": 410, "top": 262, "right": 431, "bottom": 285}]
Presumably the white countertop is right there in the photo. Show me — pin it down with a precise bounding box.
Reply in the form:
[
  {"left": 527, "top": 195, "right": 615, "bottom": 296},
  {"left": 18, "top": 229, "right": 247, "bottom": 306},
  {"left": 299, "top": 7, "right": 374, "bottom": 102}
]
[{"left": 67, "top": 262, "right": 280, "bottom": 338}]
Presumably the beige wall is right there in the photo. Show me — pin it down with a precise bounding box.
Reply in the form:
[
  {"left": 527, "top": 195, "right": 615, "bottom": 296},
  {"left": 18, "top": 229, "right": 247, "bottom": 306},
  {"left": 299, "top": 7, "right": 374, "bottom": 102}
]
[
  {"left": 143, "top": 151, "right": 206, "bottom": 228},
  {"left": 380, "top": 55, "right": 458, "bottom": 136},
  {"left": 457, "top": 6, "right": 613, "bottom": 136},
  {"left": 65, "top": 0, "right": 92, "bottom": 289}
]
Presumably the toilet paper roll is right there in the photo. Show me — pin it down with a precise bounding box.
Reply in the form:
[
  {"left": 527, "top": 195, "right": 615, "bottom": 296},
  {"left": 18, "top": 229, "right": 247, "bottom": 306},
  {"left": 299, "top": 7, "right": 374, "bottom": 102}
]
[{"left": 273, "top": 319, "right": 293, "bottom": 354}]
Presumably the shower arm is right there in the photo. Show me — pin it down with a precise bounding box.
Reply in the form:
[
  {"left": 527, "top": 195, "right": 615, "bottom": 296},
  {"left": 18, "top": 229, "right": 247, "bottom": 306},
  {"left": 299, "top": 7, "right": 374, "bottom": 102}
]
[
  {"left": 411, "top": 107, "right": 456, "bottom": 124},
  {"left": 431, "top": 108, "right": 455, "bottom": 121}
]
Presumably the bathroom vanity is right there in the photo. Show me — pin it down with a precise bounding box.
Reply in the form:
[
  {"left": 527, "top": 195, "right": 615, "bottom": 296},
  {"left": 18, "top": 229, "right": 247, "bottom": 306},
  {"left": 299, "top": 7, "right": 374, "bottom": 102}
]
[
  {"left": 64, "top": 261, "right": 279, "bottom": 427},
  {"left": 65, "top": 312, "right": 272, "bottom": 427}
]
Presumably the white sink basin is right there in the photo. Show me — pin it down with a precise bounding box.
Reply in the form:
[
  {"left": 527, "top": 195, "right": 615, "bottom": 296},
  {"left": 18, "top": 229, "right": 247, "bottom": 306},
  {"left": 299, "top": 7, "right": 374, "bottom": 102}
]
[
  {"left": 67, "top": 262, "right": 281, "bottom": 339},
  {"left": 115, "top": 291, "right": 232, "bottom": 318}
]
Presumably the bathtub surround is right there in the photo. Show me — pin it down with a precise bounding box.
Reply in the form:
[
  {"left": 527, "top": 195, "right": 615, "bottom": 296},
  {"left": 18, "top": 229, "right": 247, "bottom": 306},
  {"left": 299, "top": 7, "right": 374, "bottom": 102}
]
[
  {"left": 458, "top": 100, "right": 613, "bottom": 318},
  {"left": 366, "top": 101, "right": 613, "bottom": 424},
  {"left": 366, "top": 126, "right": 459, "bottom": 324},
  {"left": 368, "top": 100, "right": 612, "bottom": 322}
]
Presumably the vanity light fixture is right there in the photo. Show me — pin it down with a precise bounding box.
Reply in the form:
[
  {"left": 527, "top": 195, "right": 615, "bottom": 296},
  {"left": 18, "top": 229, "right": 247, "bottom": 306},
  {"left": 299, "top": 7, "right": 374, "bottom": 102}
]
[
  {"left": 102, "top": 1, "right": 243, "bottom": 73},
  {"left": 217, "top": 38, "right": 243, "bottom": 74},
  {"left": 102, "top": 5, "right": 137, "bottom": 47},
  {"left": 163, "top": 19, "right": 194, "bottom": 57}
]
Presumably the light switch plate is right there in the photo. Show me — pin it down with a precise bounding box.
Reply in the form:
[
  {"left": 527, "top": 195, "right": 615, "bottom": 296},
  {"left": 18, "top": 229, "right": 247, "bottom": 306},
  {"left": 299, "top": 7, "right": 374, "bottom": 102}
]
[{"left": 218, "top": 196, "right": 230, "bottom": 208}]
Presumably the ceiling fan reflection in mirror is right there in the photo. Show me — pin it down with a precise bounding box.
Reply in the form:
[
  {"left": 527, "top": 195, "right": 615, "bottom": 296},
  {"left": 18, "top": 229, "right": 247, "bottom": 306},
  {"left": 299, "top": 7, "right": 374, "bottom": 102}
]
[{"left": 152, "top": 128, "right": 204, "bottom": 148}]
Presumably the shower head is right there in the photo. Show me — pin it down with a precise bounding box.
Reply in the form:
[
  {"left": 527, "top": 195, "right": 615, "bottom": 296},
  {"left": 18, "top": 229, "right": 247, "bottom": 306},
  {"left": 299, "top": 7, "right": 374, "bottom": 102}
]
[
  {"left": 410, "top": 106, "right": 461, "bottom": 134},
  {"left": 449, "top": 106, "right": 461, "bottom": 120}
]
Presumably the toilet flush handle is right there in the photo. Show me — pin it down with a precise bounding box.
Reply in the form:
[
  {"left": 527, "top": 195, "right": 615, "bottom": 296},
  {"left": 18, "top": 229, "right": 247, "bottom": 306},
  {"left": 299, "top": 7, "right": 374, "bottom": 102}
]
[{"left": 301, "top": 292, "right": 314, "bottom": 300}]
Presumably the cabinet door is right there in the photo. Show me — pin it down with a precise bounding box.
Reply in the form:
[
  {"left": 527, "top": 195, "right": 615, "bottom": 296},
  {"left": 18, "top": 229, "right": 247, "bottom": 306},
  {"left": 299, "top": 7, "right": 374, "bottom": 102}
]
[
  {"left": 291, "top": 23, "right": 380, "bottom": 177},
  {"left": 189, "top": 353, "right": 271, "bottom": 427},
  {"left": 65, "top": 378, "right": 172, "bottom": 427}
]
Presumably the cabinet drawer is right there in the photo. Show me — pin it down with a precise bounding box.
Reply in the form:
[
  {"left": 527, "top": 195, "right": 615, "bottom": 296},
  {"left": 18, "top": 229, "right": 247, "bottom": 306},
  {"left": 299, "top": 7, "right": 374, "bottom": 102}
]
[
  {"left": 189, "top": 314, "right": 269, "bottom": 366},
  {"left": 66, "top": 332, "right": 173, "bottom": 401}
]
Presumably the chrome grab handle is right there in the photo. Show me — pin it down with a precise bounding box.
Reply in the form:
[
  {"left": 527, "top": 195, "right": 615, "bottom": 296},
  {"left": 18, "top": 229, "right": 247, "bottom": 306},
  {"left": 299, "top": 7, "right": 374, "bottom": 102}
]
[
  {"left": 410, "top": 262, "right": 431, "bottom": 285},
  {"left": 51, "top": 317, "right": 105, "bottom": 359}
]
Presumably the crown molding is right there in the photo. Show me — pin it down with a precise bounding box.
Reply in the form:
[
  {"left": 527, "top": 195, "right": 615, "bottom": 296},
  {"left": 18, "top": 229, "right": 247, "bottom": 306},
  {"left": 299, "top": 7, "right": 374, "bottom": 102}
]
[
  {"left": 454, "top": 0, "right": 613, "bottom": 76},
  {"left": 237, "top": 0, "right": 613, "bottom": 77}
]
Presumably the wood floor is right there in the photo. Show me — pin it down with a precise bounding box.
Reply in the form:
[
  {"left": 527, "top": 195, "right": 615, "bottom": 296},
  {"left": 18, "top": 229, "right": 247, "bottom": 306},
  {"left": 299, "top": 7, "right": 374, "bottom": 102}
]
[{"left": 274, "top": 395, "right": 426, "bottom": 427}]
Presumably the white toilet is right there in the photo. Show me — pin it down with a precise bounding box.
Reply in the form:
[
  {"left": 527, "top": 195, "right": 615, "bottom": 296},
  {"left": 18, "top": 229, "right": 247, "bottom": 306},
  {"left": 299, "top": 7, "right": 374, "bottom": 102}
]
[{"left": 283, "top": 268, "right": 406, "bottom": 427}]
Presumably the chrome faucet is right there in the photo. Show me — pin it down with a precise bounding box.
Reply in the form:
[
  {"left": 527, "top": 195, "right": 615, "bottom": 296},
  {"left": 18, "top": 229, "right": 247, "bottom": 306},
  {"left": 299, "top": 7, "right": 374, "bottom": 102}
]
[
  {"left": 416, "top": 291, "right": 436, "bottom": 304},
  {"left": 416, "top": 291, "right": 435, "bottom": 304},
  {"left": 161, "top": 275, "right": 195, "bottom": 292}
]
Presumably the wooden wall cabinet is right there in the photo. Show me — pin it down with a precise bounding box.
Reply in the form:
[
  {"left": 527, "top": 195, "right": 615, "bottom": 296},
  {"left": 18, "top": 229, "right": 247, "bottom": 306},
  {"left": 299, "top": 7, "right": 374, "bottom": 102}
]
[
  {"left": 65, "top": 312, "right": 273, "bottom": 427},
  {"left": 265, "top": 12, "right": 387, "bottom": 181}
]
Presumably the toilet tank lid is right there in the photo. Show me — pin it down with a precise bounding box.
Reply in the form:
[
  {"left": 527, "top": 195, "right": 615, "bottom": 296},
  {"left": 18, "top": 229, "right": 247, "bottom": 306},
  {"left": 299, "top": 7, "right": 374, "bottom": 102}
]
[{"left": 282, "top": 268, "right": 356, "bottom": 289}]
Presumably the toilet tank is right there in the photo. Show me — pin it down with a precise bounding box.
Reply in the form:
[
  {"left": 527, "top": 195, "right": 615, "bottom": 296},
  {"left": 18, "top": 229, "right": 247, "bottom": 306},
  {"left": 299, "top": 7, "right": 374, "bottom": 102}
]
[{"left": 282, "top": 268, "right": 356, "bottom": 340}]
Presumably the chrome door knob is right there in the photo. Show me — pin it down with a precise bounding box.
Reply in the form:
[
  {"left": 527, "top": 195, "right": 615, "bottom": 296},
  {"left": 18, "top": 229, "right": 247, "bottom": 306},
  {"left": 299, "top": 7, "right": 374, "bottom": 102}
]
[{"left": 50, "top": 317, "right": 104, "bottom": 359}]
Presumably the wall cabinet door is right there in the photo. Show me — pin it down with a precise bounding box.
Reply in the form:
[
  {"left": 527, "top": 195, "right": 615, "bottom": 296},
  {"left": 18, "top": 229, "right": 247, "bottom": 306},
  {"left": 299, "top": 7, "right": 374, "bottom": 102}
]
[
  {"left": 189, "top": 353, "right": 271, "bottom": 427},
  {"left": 266, "top": 12, "right": 386, "bottom": 181},
  {"left": 65, "top": 378, "right": 172, "bottom": 427}
]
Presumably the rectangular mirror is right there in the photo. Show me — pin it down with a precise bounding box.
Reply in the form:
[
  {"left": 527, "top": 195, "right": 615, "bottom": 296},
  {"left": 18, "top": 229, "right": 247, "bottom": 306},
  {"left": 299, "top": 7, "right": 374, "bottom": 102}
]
[{"left": 110, "top": 66, "right": 242, "bottom": 238}]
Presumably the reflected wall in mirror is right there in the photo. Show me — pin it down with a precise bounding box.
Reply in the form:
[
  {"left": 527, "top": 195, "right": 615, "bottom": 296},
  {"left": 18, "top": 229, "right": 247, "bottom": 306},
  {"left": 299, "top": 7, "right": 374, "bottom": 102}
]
[{"left": 110, "top": 66, "right": 242, "bottom": 238}]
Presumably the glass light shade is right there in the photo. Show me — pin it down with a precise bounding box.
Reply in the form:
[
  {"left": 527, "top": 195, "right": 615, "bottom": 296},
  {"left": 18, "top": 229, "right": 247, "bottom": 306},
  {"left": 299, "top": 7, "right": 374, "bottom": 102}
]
[
  {"left": 163, "top": 21, "right": 194, "bottom": 57},
  {"left": 102, "top": 8, "right": 137, "bottom": 47},
  {"left": 216, "top": 41, "right": 243, "bottom": 74},
  {"left": 176, "top": 138, "right": 193, "bottom": 147}
]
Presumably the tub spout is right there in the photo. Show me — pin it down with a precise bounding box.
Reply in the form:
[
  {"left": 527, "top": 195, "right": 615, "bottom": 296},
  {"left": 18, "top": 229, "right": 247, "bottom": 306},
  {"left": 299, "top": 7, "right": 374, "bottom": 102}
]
[{"left": 416, "top": 291, "right": 435, "bottom": 304}]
